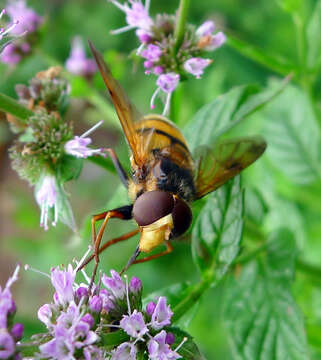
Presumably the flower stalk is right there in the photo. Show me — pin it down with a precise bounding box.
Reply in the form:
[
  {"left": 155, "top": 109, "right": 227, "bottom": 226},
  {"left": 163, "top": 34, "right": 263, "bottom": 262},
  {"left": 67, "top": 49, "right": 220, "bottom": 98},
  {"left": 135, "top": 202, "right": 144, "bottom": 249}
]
[
  {"left": 0, "top": 92, "right": 33, "bottom": 121},
  {"left": 173, "top": 0, "right": 190, "bottom": 54}
]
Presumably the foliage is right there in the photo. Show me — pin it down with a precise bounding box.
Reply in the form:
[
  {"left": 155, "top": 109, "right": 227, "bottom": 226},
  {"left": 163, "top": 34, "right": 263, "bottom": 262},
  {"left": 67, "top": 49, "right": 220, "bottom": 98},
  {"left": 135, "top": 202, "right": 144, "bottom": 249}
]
[{"left": 0, "top": 0, "right": 321, "bottom": 359}]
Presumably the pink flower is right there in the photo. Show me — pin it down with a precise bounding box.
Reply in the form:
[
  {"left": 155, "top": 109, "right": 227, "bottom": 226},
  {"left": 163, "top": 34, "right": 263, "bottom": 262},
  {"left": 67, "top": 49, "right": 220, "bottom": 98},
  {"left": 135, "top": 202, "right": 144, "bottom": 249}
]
[
  {"left": 50, "top": 265, "right": 76, "bottom": 306},
  {"left": 136, "top": 28, "right": 152, "bottom": 43},
  {"left": 38, "top": 304, "right": 53, "bottom": 327},
  {"left": 196, "top": 20, "right": 215, "bottom": 37},
  {"left": 141, "top": 44, "right": 162, "bottom": 61},
  {"left": 150, "top": 73, "right": 180, "bottom": 115},
  {"left": 150, "top": 296, "right": 173, "bottom": 330},
  {"left": 129, "top": 277, "right": 142, "bottom": 294},
  {"left": 0, "top": 331, "right": 15, "bottom": 359},
  {"left": 0, "top": 9, "right": 19, "bottom": 41},
  {"left": 109, "top": 0, "right": 153, "bottom": 35},
  {"left": 148, "top": 330, "right": 181, "bottom": 360},
  {"left": 111, "top": 342, "right": 137, "bottom": 360},
  {"left": 183, "top": 57, "right": 212, "bottom": 78},
  {"left": 64, "top": 120, "right": 104, "bottom": 158},
  {"left": 65, "top": 36, "right": 97, "bottom": 77},
  {"left": 102, "top": 269, "right": 126, "bottom": 299},
  {"left": 196, "top": 20, "right": 226, "bottom": 51},
  {"left": 6, "top": 0, "right": 42, "bottom": 35},
  {"left": 120, "top": 310, "right": 148, "bottom": 338}
]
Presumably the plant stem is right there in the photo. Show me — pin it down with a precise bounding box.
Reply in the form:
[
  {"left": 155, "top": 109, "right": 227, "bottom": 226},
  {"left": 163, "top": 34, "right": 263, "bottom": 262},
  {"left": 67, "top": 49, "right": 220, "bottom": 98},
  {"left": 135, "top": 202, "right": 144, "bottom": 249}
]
[
  {"left": 235, "top": 243, "right": 268, "bottom": 265},
  {"left": 172, "top": 269, "right": 213, "bottom": 323},
  {"left": 0, "top": 93, "right": 33, "bottom": 122},
  {"left": 174, "top": 0, "right": 190, "bottom": 54}
]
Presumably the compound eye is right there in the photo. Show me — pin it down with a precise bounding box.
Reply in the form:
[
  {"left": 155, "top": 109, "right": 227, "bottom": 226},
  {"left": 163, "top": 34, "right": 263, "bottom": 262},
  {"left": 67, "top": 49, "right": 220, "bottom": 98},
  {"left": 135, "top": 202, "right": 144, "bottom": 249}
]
[
  {"left": 171, "top": 197, "right": 192, "bottom": 237},
  {"left": 133, "top": 190, "right": 174, "bottom": 226}
]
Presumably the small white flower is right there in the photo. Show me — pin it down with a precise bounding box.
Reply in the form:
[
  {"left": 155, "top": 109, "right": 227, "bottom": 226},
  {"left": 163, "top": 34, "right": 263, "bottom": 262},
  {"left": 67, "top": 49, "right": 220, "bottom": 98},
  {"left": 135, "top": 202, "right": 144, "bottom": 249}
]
[{"left": 35, "top": 175, "right": 58, "bottom": 231}]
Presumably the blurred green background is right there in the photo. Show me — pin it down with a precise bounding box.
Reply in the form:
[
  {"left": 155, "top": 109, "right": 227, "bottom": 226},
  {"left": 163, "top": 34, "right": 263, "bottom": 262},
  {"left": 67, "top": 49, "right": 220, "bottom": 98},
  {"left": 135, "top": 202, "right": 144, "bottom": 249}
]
[{"left": 1, "top": 0, "right": 321, "bottom": 359}]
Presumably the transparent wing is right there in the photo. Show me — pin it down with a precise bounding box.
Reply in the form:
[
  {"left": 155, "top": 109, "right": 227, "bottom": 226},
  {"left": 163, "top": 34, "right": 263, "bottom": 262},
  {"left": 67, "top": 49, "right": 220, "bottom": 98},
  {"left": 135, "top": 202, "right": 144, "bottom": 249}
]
[
  {"left": 194, "top": 136, "right": 267, "bottom": 199},
  {"left": 89, "top": 41, "right": 146, "bottom": 166}
]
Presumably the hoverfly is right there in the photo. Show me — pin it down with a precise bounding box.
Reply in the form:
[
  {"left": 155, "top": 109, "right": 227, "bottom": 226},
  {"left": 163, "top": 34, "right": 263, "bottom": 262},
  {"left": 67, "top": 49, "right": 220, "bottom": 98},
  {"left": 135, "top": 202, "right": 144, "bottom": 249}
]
[{"left": 80, "top": 41, "right": 266, "bottom": 276}]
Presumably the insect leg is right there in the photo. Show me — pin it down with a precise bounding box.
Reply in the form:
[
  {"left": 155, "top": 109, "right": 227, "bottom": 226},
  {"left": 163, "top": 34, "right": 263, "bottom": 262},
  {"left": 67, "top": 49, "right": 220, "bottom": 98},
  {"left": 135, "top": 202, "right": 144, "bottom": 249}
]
[
  {"left": 89, "top": 205, "right": 133, "bottom": 286},
  {"left": 133, "top": 241, "right": 173, "bottom": 265},
  {"left": 78, "top": 228, "right": 139, "bottom": 271},
  {"left": 103, "top": 148, "right": 129, "bottom": 188}
]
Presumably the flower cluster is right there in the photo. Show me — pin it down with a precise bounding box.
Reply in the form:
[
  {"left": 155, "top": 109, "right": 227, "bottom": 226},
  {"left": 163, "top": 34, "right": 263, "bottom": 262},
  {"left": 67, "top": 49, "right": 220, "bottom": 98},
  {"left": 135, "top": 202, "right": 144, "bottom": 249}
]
[
  {"left": 108, "top": 0, "right": 226, "bottom": 114},
  {"left": 0, "top": 9, "right": 19, "bottom": 53},
  {"left": 0, "top": 266, "right": 24, "bottom": 359},
  {"left": 8, "top": 68, "right": 103, "bottom": 231},
  {"left": 65, "top": 36, "right": 97, "bottom": 78},
  {"left": 0, "top": 0, "right": 42, "bottom": 65},
  {"left": 30, "top": 259, "right": 186, "bottom": 359}
]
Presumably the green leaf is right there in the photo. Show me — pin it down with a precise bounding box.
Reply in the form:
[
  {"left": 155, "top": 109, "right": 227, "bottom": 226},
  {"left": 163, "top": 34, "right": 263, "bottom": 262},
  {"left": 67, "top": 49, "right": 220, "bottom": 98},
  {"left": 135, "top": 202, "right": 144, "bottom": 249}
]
[
  {"left": 306, "top": 0, "right": 321, "bottom": 69},
  {"left": 87, "top": 155, "right": 116, "bottom": 174},
  {"left": 192, "top": 176, "right": 244, "bottom": 280},
  {"left": 244, "top": 187, "right": 268, "bottom": 225},
  {"left": 56, "top": 183, "right": 77, "bottom": 232},
  {"left": 57, "top": 155, "right": 83, "bottom": 183},
  {"left": 227, "top": 35, "right": 294, "bottom": 76},
  {"left": 167, "top": 327, "right": 205, "bottom": 360},
  {"left": 275, "top": 0, "right": 303, "bottom": 14},
  {"left": 184, "top": 80, "right": 288, "bottom": 151},
  {"left": 224, "top": 228, "right": 309, "bottom": 360},
  {"left": 100, "top": 329, "right": 129, "bottom": 349},
  {"left": 263, "top": 83, "right": 321, "bottom": 184}
]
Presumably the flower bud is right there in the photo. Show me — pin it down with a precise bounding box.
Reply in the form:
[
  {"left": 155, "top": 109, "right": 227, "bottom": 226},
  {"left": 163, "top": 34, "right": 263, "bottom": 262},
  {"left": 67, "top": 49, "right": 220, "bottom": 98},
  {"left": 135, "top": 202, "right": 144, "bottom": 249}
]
[
  {"left": 146, "top": 301, "right": 156, "bottom": 316},
  {"left": 81, "top": 313, "right": 94, "bottom": 329},
  {"left": 76, "top": 286, "right": 88, "bottom": 300},
  {"left": 129, "top": 277, "right": 142, "bottom": 294},
  {"left": 165, "top": 332, "right": 175, "bottom": 345},
  {"left": 89, "top": 295, "right": 102, "bottom": 313},
  {"left": 11, "top": 323, "right": 24, "bottom": 341}
]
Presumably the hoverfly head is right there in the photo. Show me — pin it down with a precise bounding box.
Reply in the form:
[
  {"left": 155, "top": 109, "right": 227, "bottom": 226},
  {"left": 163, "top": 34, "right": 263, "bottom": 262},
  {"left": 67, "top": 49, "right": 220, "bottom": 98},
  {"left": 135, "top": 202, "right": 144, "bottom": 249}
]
[{"left": 132, "top": 190, "right": 192, "bottom": 253}]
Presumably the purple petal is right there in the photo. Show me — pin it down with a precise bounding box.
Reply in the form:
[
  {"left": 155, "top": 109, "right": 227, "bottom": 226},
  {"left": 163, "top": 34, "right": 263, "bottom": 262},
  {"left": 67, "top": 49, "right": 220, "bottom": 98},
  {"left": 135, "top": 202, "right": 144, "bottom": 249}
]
[
  {"left": 0, "top": 331, "right": 15, "bottom": 359},
  {"left": 7, "top": 0, "right": 42, "bottom": 35},
  {"left": 111, "top": 342, "right": 137, "bottom": 360},
  {"left": 129, "top": 277, "right": 142, "bottom": 294},
  {"left": 120, "top": 310, "right": 148, "bottom": 338},
  {"left": 151, "top": 296, "right": 173, "bottom": 330},
  {"left": 183, "top": 57, "right": 211, "bottom": 78},
  {"left": 11, "top": 323, "right": 24, "bottom": 341},
  {"left": 156, "top": 73, "right": 180, "bottom": 93},
  {"left": 50, "top": 265, "right": 75, "bottom": 306},
  {"left": 196, "top": 20, "right": 215, "bottom": 37},
  {"left": 65, "top": 37, "right": 97, "bottom": 77},
  {"left": 37, "top": 304, "right": 53, "bottom": 326}
]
